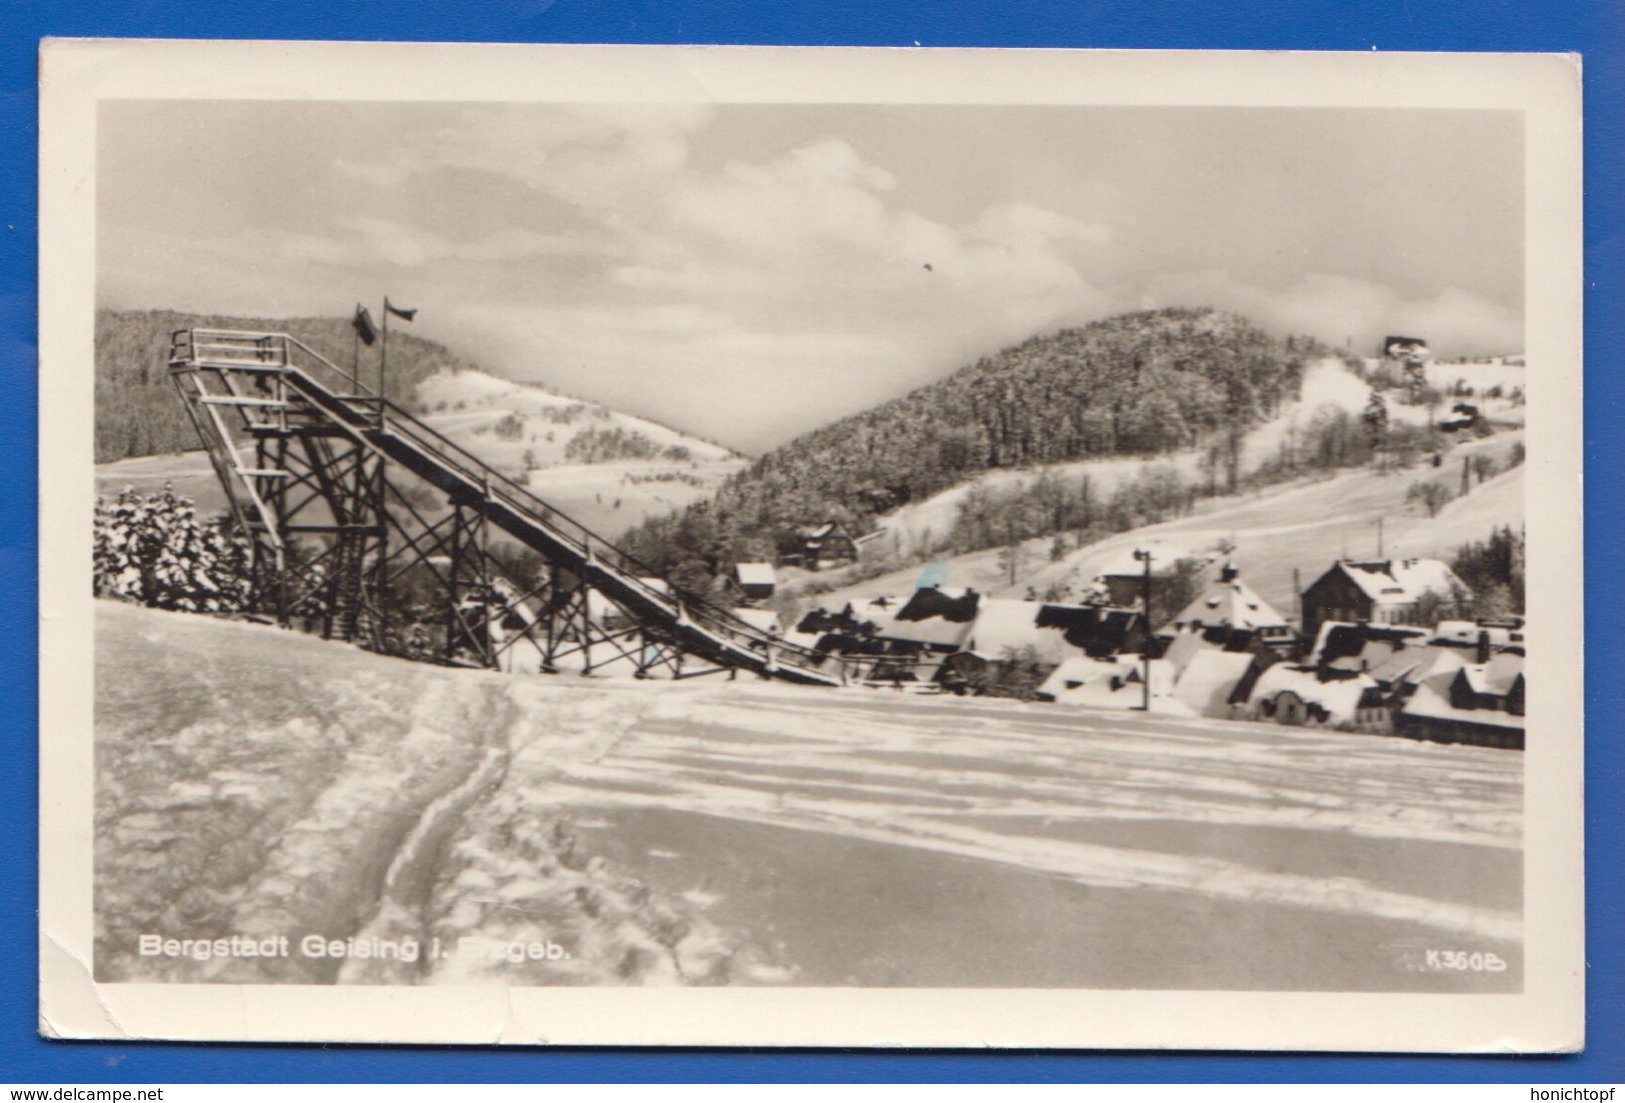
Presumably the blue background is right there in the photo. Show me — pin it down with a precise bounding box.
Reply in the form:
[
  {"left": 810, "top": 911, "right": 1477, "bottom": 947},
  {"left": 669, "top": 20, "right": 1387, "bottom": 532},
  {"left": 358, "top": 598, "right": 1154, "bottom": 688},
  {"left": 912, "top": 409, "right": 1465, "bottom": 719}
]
[{"left": 3, "top": 0, "right": 1619, "bottom": 1085}]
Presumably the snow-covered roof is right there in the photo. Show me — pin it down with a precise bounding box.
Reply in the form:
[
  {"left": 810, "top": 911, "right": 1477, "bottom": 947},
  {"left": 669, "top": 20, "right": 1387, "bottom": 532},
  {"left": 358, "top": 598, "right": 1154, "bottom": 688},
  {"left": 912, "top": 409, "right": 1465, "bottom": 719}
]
[
  {"left": 1327, "top": 638, "right": 1404, "bottom": 674},
  {"left": 1461, "top": 652, "right": 1523, "bottom": 697},
  {"left": 1038, "top": 655, "right": 1126, "bottom": 699},
  {"left": 969, "top": 599, "right": 1085, "bottom": 665},
  {"left": 1310, "top": 621, "right": 1430, "bottom": 666},
  {"left": 1050, "top": 658, "right": 1183, "bottom": 712},
  {"left": 871, "top": 611, "right": 974, "bottom": 649},
  {"left": 1167, "top": 568, "right": 1288, "bottom": 632},
  {"left": 970, "top": 598, "right": 1046, "bottom": 657},
  {"left": 1367, "top": 642, "right": 1466, "bottom": 689},
  {"left": 894, "top": 586, "right": 979, "bottom": 623},
  {"left": 734, "top": 562, "right": 776, "bottom": 588},
  {"left": 1243, "top": 664, "right": 1378, "bottom": 723},
  {"left": 1401, "top": 677, "right": 1524, "bottom": 733},
  {"left": 1173, "top": 650, "right": 1255, "bottom": 716},
  {"left": 1334, "top": 558, "right": 1467, "bottom": 606},
  {"left": 1160, "top": 630, "right": 1217, "bottom": 676},
  {"left": 1432, "top": 620, "right": 1526, "bottom": 648}
]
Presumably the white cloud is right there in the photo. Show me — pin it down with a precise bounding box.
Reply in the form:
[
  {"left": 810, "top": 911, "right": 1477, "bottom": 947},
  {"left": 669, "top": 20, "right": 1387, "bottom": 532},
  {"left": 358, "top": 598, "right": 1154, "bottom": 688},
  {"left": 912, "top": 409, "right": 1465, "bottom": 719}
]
[
  {"left": 1139, "top": 270, "right": 1522, "bottom": 356},
  {"left": 111, "top": 103, "right": 1526, "bottom": 453},
  {"left": 364, "top": 103, "right": 717, "bottom": 210},
  {"left": 104, "top": 117, "right": 1121, "bottom": 451},
  {"left": 335, "top": 216, "right": 609, "bottom": 268},
  {"left": 967, "top": 202, "right": 1111, "bottom": 249}
]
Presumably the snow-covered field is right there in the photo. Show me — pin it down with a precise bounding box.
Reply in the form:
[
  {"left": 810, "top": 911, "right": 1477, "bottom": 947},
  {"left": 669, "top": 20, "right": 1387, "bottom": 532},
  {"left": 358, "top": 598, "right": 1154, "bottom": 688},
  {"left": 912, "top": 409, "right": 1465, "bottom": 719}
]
[{"left": 96, "top": 601, "right": 1521, "bottom": 991}]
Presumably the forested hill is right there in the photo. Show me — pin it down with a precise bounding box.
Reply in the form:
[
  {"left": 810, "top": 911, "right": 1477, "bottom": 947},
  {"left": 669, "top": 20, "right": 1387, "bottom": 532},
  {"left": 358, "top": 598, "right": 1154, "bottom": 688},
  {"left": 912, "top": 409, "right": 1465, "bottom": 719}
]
[
  {"left": 624, "top": 308, "right": 1345, "bottom": 569},
  {"left": 95, "top": 308, "right": 479, "bottom": 463}
]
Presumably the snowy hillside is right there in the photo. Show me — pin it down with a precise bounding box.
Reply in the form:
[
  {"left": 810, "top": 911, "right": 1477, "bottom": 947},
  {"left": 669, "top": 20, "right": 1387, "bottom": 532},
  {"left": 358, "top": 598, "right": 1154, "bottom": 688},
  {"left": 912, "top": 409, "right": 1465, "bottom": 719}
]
[
  {"left": 804, "top": 430, "right": 1521, "bottom": 621},
  {"left": 796, "top": 356, "right": 1524, "bottom": 621},
  {"left": 96, "top": 600, "right": 1521, "bottom": 991},
  {"left": 857, "top": 356, "right": 1520, "bottom": 563},
  {"left": 412, "top": 368, "right": 746, "bottom": 536},
  {"left": 415, "top": 368, "right": 738, "bottom": 467}
]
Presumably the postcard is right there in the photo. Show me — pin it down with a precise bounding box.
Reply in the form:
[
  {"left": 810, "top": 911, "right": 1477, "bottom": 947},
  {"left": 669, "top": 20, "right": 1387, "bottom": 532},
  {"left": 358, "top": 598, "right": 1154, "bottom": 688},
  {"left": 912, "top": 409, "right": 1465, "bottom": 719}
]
[{"left": 38, "top": 40, "right": 1584, "bottom": 1049}]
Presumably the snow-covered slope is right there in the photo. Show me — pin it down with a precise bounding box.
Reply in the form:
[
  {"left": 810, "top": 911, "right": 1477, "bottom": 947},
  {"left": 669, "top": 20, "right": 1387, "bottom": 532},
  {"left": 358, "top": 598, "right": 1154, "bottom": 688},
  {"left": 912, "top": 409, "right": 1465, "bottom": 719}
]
[
  {"left": 857, "top": 357, "right": 1521, "bottom": 563},
  {"left": 95, "top": 600, "right": 1522, "bottom": 992},
  {"left": 415, "top": 368, "right": 737, "bottom": 466},
  {"left": 801, "top": 429, "right": 1523, "bottom": 621},
  {"left": 413, "top": 369, "right": 746, "bottom": 536}
]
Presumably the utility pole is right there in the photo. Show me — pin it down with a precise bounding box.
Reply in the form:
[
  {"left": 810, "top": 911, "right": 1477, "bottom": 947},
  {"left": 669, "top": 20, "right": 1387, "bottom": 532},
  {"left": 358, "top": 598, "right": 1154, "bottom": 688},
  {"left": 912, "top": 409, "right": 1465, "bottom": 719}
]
[{"left": 1134, "top": 548, "right": 1152, "bottom": 712}]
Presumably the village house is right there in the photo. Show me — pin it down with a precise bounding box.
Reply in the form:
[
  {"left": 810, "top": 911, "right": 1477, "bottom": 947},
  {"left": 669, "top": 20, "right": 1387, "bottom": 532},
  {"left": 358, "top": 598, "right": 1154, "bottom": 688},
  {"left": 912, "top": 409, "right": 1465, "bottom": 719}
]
[
  {"left": 944, "top": 599, "right": 1148, "bottom": 692},
  {"left": 804, "top": 586, "right": 1151, "bottom": 694},
  {"left": 1437, "top": 402, "right": 1481, "bottom": 433},
  {"left": 1299, "top": 557, "right": 1468, "bottom": 649},
  {"left": 1296, "top": 617, "right": 1526, "bottom": 747},
  {"left": 1093, "top": 544, "right": 1210, "bottom": 608},
  {"left": 1432, "top": 618, "right": 1525, "bottom": 651},
  {"left": 1309, "top": 620, "right": 1431, "bottom": 671},
  {"left": 1170, "top": 648, "right": 1257, "bottom": 717},
  {"left": 852, "top": 528, "right": 891, "bottom": 562},
  {"left": 1229, "top": 663, "right": 1390, "bottom": 730},
  {"left": 1037, "top": 655, "right": 1178, "bottom": 710},
  {"left": 1160, "top": 562, "right": 1297, "bottom": 657},
  {"left": 731, "top": 561, "right": 777, "bottom": 603},
  {"left": 776, "top": 521, "right": 859, "bottom": 572},
  {"left": 784, "top": 603, "right": 875, "bottom": 654},
  {"left": 869, "top": 586, "right": 979, "bottom": 657},
  {"left": 1392, "top": 630, "right": 1525, "bottom": 750},
  {"left": 1362, "top": 637, "right": 1469, "bottom": 699}
]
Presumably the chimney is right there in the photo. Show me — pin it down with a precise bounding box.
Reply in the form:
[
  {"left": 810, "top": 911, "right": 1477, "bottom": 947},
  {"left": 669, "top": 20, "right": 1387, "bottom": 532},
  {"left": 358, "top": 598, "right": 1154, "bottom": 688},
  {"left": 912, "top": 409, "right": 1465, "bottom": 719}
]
[
  {"left": 1219, "top": 562, "right": 1239, "bottom": 583},
  {"left": 1476, "top": 630, "right": 1492, "bottom": 665}
]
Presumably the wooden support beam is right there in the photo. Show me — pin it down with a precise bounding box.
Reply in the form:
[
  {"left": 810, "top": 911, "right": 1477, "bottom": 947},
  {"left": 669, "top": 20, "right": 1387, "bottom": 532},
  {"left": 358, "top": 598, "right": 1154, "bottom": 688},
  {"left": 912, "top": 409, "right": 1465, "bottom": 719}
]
[{"left": 199, "top": 395, "right": 291, "bottom": 409}]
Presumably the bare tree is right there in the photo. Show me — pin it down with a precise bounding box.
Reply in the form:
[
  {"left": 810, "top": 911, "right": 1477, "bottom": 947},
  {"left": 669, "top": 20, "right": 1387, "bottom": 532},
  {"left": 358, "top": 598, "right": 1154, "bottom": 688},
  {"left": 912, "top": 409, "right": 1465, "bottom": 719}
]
[{"left": 1406, "top": 480, "right": 1455, "bottom": 519}]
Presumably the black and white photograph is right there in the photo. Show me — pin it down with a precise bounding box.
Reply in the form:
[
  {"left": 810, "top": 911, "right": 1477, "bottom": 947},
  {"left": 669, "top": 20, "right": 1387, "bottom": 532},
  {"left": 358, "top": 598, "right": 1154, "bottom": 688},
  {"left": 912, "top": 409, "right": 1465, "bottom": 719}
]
[{"left": 38, "top": 42, "right": 1585, "bottom": 1049}]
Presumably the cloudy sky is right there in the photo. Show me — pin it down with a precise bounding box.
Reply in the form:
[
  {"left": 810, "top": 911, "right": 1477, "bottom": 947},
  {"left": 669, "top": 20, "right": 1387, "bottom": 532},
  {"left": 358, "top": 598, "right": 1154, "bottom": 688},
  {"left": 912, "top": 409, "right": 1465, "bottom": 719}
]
[{"left": 98, "top": 100, "right": 1523, "bottom": 453}]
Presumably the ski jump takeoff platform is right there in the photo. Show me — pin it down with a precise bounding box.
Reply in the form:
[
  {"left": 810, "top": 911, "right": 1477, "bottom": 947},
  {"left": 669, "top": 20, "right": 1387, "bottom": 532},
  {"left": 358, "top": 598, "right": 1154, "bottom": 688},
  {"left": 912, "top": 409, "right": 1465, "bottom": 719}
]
[{"left": 168, "top": 328, "right": 846, "bottom": 686}]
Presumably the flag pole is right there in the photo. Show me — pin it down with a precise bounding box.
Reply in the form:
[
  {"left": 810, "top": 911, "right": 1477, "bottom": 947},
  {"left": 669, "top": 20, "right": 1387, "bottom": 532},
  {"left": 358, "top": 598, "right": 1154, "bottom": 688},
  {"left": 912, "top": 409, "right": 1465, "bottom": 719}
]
[
  {"left": 379, "top": 297, "right": 389, "bottom": 426},
  {"left": 380, "top": 297, "right": 389, "bottom": 401}
]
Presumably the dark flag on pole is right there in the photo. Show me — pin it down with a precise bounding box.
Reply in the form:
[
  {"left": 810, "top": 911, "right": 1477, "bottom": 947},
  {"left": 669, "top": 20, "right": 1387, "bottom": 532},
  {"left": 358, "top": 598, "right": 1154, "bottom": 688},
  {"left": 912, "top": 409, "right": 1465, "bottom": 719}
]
[
  {"left": 385, "top": 298, "right": 417, "bottom": 323},
  {"left": 352, "top": 304, "right": 378, "bottom": 346}
]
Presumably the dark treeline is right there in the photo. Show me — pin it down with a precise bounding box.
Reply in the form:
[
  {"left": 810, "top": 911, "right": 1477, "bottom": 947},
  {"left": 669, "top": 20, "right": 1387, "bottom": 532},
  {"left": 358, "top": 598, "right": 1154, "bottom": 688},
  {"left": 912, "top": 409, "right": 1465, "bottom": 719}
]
[
  {"left": 1451, "top": 525, "right": 1526, "bottom": 617},
  {"left": 563, "top": 425, "right": 694, "bottom": 465},
  {"left": 95, "top": 308, "right": 478, "bottom": 463},
  {"left": 624, "top": 309, "right": 1346, "bottom": 575}
]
